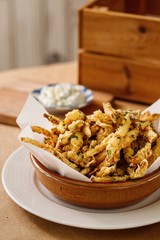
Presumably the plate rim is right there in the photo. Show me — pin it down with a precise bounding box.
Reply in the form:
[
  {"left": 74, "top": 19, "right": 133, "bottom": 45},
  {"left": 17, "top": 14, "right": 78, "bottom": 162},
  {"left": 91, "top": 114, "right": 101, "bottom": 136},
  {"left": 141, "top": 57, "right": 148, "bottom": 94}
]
[{"left": 2, "top": 146, "right": 160, "bottom": 230}]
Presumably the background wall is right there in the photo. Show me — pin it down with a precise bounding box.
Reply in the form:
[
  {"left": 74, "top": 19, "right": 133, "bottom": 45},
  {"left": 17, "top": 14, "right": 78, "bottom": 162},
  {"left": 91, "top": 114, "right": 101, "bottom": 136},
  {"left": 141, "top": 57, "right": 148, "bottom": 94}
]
[{"left": 0, "top": 0, "right": 87, "bottom": 70}]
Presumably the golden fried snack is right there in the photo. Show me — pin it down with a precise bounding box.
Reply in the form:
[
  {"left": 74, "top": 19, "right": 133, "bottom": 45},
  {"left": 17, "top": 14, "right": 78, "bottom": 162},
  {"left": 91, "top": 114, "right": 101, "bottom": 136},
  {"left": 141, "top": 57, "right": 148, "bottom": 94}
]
[
  {"left": 91, "top": 174, "right": 130, "bottom": 183},
  {"left": 21, "top": 137, "right": 55, "bottom": 154},
  {"left": 148, "top": 137, "right": 160, "bottom": 166},
  {"left": 21, "top": 102, "right": 160, "bottom": 182},
  {"left": 55, "top": 150, "right": 80, "bottom": 171},
  {"left": 31, "top": 126, "right": 51, "bottom": 137},
  {"left": 43, "top": 113, "right": 61, "bottom": 125}
]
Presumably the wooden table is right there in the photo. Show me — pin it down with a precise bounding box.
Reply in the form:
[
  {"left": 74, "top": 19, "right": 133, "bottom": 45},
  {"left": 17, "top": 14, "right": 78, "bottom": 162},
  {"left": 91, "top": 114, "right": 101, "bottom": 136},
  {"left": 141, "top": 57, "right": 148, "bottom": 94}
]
[{"left": 1, "top": 62, "right": 159, "bottom": 240}]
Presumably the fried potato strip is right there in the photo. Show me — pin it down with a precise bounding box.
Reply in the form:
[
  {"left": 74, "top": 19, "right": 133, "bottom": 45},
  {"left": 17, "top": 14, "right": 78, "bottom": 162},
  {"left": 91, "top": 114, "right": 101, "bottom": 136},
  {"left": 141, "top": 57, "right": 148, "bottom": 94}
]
[{"left": 21, "top": 103, "right": 160, "bottom": 182}]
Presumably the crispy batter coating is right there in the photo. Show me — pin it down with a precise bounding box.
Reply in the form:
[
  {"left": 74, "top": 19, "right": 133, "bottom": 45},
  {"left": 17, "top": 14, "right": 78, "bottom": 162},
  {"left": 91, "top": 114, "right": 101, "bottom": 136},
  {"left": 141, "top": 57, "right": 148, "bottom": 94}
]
[{"left": 21, "top": 103, "right": 160, "bottom": 182}]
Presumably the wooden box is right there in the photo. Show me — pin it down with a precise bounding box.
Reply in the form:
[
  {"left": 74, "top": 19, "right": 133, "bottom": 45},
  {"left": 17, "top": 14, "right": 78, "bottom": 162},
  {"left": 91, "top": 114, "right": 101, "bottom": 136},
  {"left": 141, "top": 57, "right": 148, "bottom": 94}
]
[{"left": 78, "top": 0, "right": 160, "bottom": 104}]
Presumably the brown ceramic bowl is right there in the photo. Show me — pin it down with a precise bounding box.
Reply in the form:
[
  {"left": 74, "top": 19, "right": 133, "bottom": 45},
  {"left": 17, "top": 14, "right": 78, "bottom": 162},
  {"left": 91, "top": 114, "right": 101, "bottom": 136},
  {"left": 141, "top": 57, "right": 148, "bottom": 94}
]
[{"left": 30, "top": 154, "right": 160, "bottom": 209}]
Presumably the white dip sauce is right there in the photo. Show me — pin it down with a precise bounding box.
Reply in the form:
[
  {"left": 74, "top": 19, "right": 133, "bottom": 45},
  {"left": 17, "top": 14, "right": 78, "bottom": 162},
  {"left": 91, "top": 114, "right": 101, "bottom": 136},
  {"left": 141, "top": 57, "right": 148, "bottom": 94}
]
[{"left": 38, "top": 84, "right": 86, "bottom": 108}]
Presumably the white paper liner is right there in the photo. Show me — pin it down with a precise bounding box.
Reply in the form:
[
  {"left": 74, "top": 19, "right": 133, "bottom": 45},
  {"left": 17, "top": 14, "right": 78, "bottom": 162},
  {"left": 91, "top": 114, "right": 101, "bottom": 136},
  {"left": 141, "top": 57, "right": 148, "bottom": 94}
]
[
  {"left": 17, "top": 94, "right": 91, "bottom": 182},
  {"left": 17, "top": 95, "right": 160, "bottom": 181},
  {"left": 142, "top": 99, "right": 160, "bottom": 175}
]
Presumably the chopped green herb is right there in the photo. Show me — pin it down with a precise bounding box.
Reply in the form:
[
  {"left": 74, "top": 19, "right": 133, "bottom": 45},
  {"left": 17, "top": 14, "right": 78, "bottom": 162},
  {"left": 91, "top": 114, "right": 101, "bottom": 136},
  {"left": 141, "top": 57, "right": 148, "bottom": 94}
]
[
  {"left": 117, "top": 136, "right": 121, "bottom": 139},
  {"left": 68, "top": 135, "right": 79, "bottom": 141},
  {"left": 130, "top": 179, "right": 137, "bottom": 182},
  {"left": 134, "top": 147, "right": 139, "bottom": 154},
  {"left": 107, "top": 149, "right": 112, "bottom": 158},
  {"left": 77, "top": 151, "right": 81, "bottom": 156}
]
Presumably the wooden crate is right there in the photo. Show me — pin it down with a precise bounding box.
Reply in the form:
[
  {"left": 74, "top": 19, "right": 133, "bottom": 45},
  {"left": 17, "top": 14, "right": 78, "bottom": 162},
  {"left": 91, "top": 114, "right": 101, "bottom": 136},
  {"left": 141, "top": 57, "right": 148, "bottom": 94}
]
[{"left": 78, "top": 0, "right": 160, "bottom": 104}]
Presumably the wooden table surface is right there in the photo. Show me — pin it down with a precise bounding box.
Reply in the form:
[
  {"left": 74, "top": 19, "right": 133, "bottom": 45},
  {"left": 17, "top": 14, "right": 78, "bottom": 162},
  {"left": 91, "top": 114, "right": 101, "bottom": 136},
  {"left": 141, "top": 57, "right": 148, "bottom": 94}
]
[
  {"left": 1, "top": 62, "right": 159, "bottom": 240},
  {"left": 0, "top": 62, "right": 115, "bottom": 125}
]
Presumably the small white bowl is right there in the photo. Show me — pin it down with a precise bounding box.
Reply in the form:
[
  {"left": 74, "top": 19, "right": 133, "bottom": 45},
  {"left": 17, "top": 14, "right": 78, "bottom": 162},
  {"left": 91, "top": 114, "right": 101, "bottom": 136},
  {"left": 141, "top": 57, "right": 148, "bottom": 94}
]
[{"left": 32, "top": 83, "right": 93, "bottom": 114}]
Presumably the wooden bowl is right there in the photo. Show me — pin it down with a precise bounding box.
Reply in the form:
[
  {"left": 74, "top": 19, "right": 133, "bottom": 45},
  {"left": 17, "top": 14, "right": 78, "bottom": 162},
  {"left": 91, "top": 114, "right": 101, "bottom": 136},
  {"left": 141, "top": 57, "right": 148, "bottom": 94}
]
[{"left": 30, "top": 154, "right": 160, "bottom": 209}]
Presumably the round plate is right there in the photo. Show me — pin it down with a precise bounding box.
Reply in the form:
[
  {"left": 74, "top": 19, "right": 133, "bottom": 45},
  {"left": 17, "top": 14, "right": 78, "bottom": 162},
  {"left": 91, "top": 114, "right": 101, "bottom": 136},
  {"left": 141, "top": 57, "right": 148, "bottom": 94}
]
[
  {"left": 2, "top": 146, "right": 160, "bottom": 230},
  {"left": 32, "top": 83, "right": 93, "bottom": 113}
]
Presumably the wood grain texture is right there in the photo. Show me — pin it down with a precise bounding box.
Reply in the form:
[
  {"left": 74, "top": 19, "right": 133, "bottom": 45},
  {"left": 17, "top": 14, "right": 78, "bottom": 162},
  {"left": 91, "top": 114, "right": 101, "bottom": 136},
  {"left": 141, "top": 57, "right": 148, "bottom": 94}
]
[
  {"left": 79, "top": 3, "right": 160, "bottom": 60},
  {"left": 79, "top": 52, "right": 160, "bottom": 104},
  {"left": 0, "top": 62, "right": 114, "bottom": 126},
  {"left": 0, "top": 88, "right": 28, "bottom": 126}
]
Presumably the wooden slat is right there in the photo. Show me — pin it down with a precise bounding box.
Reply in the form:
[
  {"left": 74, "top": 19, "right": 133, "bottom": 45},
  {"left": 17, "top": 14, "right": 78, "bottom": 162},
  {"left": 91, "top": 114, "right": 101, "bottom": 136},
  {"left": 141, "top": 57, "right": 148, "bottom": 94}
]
[
  {"left": 146, "top": 0, "right": 160, "bottom": 16},
  {"left": 79, "top": 7, "right": 160, "bottom": 60},
  {"left": 125, "top": 0, "right": 147, "bottom": 15},
  {"left": 79, "top": 52, "right": 160, "bottom": 104},
  {"left": 83, "top": 0, "right": 125, "bottom": 11}
]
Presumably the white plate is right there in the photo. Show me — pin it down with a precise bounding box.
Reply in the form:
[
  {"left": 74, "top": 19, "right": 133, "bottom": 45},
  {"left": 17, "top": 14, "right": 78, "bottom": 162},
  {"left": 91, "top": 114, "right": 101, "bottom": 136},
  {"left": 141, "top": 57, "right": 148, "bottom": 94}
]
[{"left": 2, "top": 146, "right": 160, "bottom": 230}]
